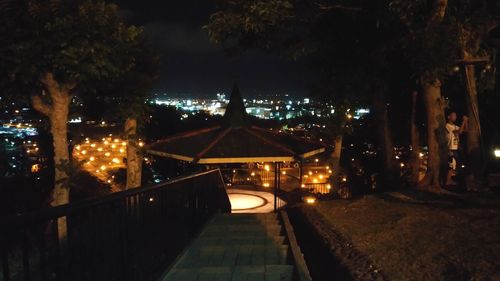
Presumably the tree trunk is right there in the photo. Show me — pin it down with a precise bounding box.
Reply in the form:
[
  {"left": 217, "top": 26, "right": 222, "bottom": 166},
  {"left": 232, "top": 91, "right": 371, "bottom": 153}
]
[
  {"left": 31, "top": 73, "right": 73, "bottom": 241},
  {"left": 422, "top": 80, "right": 448, "bottom": 188},
  {"left": 125, "top": 118, "right": 142, "bottom": 189},
  {"left": 464, "top": 63, "right": 483, "bottom": 190},
  {"left": 330, "top": 135, "right": 343, "bottom": 191},
  {"left": 372, "top": 94, "right": 399, "bottom": 190},
  {"left": 410, "top": 90, "right": 421, "bottom": 185}
]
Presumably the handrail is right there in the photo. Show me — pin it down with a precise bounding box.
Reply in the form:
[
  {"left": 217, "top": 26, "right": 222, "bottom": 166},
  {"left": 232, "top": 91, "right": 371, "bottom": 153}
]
[
  {"left": 280, "top": 211, "right": 312, "bottom": 281},
  {"left": 0, "top": 169, "right": 231, "bottom": 281},
  {"left": 0, "top": 169, "right": 225, "bottom": 225}
]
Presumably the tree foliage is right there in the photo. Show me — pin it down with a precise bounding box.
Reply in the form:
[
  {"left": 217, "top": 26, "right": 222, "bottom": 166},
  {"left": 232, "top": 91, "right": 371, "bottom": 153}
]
[{"left": 0, "top": 0, "right": 142, "bottom": 95}]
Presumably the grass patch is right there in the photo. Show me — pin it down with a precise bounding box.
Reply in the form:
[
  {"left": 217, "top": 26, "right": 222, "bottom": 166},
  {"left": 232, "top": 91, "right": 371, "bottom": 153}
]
[{"left": 314, "top": 190, "right": 500, "bottom": 281}]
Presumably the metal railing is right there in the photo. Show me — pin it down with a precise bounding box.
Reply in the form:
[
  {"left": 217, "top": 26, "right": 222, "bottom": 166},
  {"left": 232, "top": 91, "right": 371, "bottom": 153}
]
[
  {"left": 302, "top": 182, "right": 331, "bottom": 194},
  {"left": 0, "top": 169, "right": 231, "bottom": 281}
]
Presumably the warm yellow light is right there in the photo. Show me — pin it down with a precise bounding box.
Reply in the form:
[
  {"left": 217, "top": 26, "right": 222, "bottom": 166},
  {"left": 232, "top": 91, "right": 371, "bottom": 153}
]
[
  {"left": 75, "top": 145, "right": 80, "bottom": 150},
  {"left": 327, "top": 184, "right": 331, "bottom": 189},
  {"left": 89, "top": 156, "right": 95, "bottom": 161},
  {"left": 301, "top": 184, "right": 306, "bottom": 188},
  {"left": 138, "top": 141, "right": 144, "bottom": 147},
  {"left": 105, "top": 152, "right": 111, "bottom": 157},
  {"left": 251, "top": 172, "right": 255, "bottom": 176},
  {"left": 315, "top": 158, "right": 319, "bottom": 163},
  {"left": 121, "top": 142, "right": 127, "bottom": 146},
  {"left": 305, "top": 197, "right": 316, "bottom": 204},
  {"left": 328, "top": 170, "right": 332, "bottom": 174},
  {"left": 100, "top": 165, "right": 106, "bottom": 171},
  {"left": 81, "top": 150, "right": 87, "bottom": 155},
  {"left": 112, "top": 158, "right": 120, "bottom": 164},
  {"left": 107, "top": 179, "right": 111, "bottom": 183},
  {"left": 97, "top": 147, "right": 103, "bottom": 152},
  {"left": 325, "top": 166, "right": 329, "bottom": 170},
  {"left": 264, "top": 165, "right": 270, "bottom": 171},
  {"left": 149, "top": 197, "right": 154, "bottom": 202},
  {"left": 90, "top": 143, "right": 96, "bottom": 148},
  {"left": 419, "top": 152, "right": 424, "bottom": 158},
  {"left": 114, "top": 139, "right": 119, "bottom": 143},
  {"left": 104, "top": 141, "right": 109, "bottom": 145},
  {"left": 308, "top": 171, "right": 313, "bottom": 175},
  {"left": 119, "top": 148, "right": 125, "bottom": 153},
  {"left": 400, "top": 163, "right": 405, "bottom": 167},
  {"left": 319, "top": 174, "right": 324, "bottom": 179},
  {"left": 31, "top": 164, "right": 40, "bottom": 173},
  {"left": 111, "top": 144, "right": 116, "bottom": 149},
  {"left": 263, "top": 183, "right": 270, "bottom": 187},
  {"left": 342, "top": 176, "right": 347, "bottom": 182},
  {"left": 313, "top": 178, "right": 318, "bottom": 183},
  {"left": 282, "top": 171, "right": 286, "bottom": 175}
]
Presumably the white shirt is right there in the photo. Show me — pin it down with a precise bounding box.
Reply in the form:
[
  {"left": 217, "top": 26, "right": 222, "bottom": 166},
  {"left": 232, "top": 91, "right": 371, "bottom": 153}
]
[{"left": 446, "top": 123, "right": 460, "bottom": 150}]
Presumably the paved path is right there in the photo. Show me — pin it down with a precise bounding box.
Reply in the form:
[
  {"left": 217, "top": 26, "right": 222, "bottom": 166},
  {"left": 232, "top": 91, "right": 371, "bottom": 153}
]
[{"left": 161, "top": 213, "right": 293, "bottom": 281}]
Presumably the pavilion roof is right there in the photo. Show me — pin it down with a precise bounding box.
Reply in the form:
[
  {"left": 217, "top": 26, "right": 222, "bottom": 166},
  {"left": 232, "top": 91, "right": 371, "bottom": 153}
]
[{"left": 146, "top": 85, "right": 325, "bottom": 164}]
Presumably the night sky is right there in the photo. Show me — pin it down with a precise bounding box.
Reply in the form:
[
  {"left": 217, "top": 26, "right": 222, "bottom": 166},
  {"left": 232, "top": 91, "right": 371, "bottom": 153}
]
[{"left": 115, "top": 0, "right": 309, "bottom": 97}]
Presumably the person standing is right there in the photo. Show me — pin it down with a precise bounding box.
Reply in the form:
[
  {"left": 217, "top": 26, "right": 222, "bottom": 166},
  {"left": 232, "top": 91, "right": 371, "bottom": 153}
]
[{"left": 446, "top": 111, "right": 468, "bottom": 185}]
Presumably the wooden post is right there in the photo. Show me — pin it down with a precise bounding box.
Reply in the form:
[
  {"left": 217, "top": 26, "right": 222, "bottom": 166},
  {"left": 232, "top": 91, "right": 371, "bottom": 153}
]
[
  {"left": 299, "top": 160, "right": 303, "bottom": 188},
  {"left": 274, "top": 162, "right": 278, "bottom": 212}
]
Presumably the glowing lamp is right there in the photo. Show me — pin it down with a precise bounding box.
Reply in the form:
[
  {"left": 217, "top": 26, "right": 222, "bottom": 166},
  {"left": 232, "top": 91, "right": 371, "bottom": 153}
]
[
  {"left": 494, "top": 149, "right": 500, "bottom": 158},
  {"left": 305, "top": 197, "right": 316, "bottom": 204}
]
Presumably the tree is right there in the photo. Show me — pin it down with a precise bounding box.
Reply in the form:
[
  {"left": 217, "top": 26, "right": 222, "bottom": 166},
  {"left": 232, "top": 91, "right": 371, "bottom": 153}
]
[
  {"left": 102, "top": 37, "right": 159, "bottom": 189},
  {"left": 0, "top": 0, "right": 142, "bottom": 236},
  {"left": 389, "top": 0, "right": 498, "bottom": 190},
  {"left": 206, "top": 0, "right": 403, "bottom": 190}
]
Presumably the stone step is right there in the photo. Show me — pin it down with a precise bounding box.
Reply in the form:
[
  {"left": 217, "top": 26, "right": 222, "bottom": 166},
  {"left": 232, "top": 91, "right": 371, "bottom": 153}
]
[
  {"left": 193, "top": 236, "right": 286, "bottom": 246},
  {"left": 178, "top": 244, "right": 289, "bottom": 267},
  {"left": 211, "top": 216, "right": 280, "bottom": 224},
  {"left": 201, "top": 225, "right": 282, "bottom": 237},
  {"left": 164, "top": 265, "right": 293, "bottom": 281},
  {"left": 214, "top": 213, "right": 278, "bottom": 222}
]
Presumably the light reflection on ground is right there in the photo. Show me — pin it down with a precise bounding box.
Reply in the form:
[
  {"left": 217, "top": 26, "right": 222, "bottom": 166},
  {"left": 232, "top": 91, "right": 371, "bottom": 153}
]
[
  {"left": 228, "top": 193, "right": 266, "bottom": 210},
  {"left": 227, "top": 189, "right": 280, "bottom": 213}
]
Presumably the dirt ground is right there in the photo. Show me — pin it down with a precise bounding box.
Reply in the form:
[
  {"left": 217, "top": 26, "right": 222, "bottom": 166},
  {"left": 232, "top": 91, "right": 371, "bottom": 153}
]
[{"left": 306, "top": 189, "right": 500, "bottom": 281}]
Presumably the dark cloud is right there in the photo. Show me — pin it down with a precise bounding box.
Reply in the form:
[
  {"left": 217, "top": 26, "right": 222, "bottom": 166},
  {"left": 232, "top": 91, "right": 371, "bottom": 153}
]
[
  {"left": 115, "top": 0, "right": 308, "bottom": 97},
  {"left": 144, "top": 22, "right": 218, "bottom": 54}
]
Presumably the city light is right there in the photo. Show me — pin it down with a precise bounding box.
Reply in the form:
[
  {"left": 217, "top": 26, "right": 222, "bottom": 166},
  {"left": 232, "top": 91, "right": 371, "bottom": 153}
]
[
  {"left": 305, "top": 197, "right": 316, "bottom": 204},
  {"left": 494, "top": 149, "right": 500, "bottom": 158}
]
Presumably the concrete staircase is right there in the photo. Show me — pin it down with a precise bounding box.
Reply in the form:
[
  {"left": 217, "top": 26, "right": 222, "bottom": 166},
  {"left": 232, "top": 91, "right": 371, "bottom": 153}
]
[{"left": 161, "top": 213, "right": 294, "bottom": 281}]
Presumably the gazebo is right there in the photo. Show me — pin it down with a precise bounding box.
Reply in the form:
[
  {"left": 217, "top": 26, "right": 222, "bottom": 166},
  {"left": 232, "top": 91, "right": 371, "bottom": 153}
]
[{"left": 146, "top": 85, "right": 325, "bottom": 210}]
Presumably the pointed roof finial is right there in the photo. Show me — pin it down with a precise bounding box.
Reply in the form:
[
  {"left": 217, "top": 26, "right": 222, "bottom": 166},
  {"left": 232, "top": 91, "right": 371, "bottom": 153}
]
[{"left": 223, "top": 84, "right": 249, "bottom": 127}]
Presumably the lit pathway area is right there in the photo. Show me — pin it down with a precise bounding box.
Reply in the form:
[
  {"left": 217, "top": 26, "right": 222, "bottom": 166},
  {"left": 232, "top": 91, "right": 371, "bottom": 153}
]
[
  {"left": 227, "top": 188, "right": 278, "bottom": 213},
  {"left": 160, "top": 213, "right": 294, "bottom": 281}
]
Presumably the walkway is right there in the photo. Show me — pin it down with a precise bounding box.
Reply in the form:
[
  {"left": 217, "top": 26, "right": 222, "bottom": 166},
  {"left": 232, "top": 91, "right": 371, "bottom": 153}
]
[{"left": 161, "top": 213, "right": 293, "bottom": 281}]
